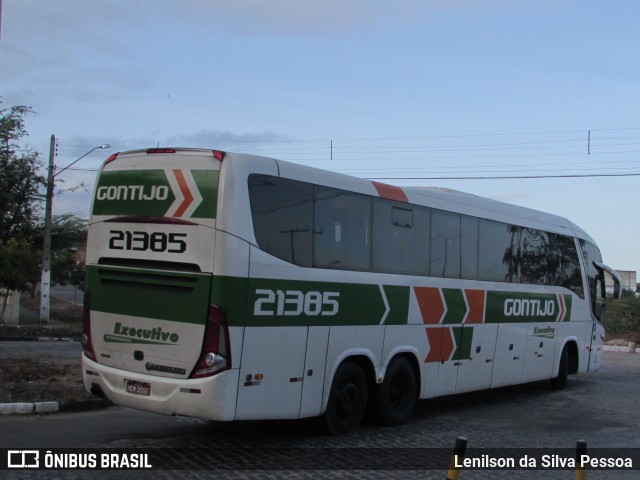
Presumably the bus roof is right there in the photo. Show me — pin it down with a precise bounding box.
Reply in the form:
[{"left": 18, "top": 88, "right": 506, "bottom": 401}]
[{"left": 268, "top": 155, "right": 595, "bottom": 245}]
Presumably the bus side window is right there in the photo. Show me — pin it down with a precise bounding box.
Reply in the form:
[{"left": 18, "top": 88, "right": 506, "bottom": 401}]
[
  {"left": 248, "top": 174, "right": 313, "bottom": 267},
  {"left": 372, "top": 199, "right": 429, "bottom": 276},
  {"left": 314, "top": 187, "right": 372, "bottom": 271},
  {"left": 430, "top": 210, "right": 461, "bottom": 279}
]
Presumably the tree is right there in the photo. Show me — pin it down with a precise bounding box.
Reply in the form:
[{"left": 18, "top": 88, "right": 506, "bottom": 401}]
[
  {"left": 43, "top": 213, "right": 88, "bottom": 289},
  {"left": 0, "top": 103, "right": 45, "bottom": 240},
  {"left": 0, "top": 103, "right": 44, "bottom": 319},
  {"left": 0, "top": 238, "right": 39, "bottom": 321}
]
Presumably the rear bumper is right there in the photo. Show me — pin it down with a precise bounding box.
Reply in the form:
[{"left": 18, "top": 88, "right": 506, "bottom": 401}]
[{"left": 82, "top": 355, "right": 239, "bottom": 421}]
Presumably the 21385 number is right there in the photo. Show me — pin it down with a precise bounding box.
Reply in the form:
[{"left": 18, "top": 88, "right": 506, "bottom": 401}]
[{"left": 108, "top": 230, "right": 187, "bottom": 253}]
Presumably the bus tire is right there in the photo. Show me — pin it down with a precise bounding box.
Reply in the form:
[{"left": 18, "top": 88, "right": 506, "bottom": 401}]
[
  {"left": 550, "top": 346, "right": 569, "bottom": 390},
  {"left": 376, "top": 356, "right": 417, "bottom": 426},
  {"left": 325, "top": 361, "right": 367, "bottom": 434}
]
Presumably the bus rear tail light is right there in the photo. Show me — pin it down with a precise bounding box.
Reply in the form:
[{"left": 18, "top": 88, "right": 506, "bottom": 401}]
[
  {"left": 213, "top": 150, "right": 226, "bottom": 161},
  {"left": 81, "top": 292, "right": 97, "bottom": 362},
  {"left": 104, "top": 153, "right": 119, "bottom": 165},
  {"left": 146, "top": 148, "right": 177, "bottom": 155},
  {"left": 190, "top": 305, "right": 231, "bottom": 378}
]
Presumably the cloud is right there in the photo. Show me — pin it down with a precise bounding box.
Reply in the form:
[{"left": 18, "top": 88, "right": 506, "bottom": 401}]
[
  {"left": 166, "top": 129, "right": 293, "bottom": 150},
  {"left": 161, "top": 0, "right": 431, "bottom": 35}
]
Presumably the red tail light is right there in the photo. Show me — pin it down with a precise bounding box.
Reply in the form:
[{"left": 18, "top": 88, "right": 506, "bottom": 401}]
[
  {"left": 190, "top": 305, "right": 231, "bottom": 378},
  {"left": 104, "top": 153, "right": 119, "bottom": 165},
  {"left": 81, "top": 292, "right": 97, "bottom": 361},
  {"left": 212, "top": 150, "right": 226, "bottom": 161},
  {"left": 147, "top": 148, "right": 177, "bottom": 154}
]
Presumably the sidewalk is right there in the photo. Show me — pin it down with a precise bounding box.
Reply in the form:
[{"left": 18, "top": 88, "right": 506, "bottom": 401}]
[{"left": 0, "top": 298, "right": 109, "bottom": 415}]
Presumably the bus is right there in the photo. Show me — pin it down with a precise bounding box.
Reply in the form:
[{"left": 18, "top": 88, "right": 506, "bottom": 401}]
[{"left": 82, "top": 148, "right": 621, "bottom": 433}]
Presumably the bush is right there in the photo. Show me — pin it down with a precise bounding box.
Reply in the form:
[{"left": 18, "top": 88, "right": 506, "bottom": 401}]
[{"left": 606, "top": 290, "right": 640, "bottom": 339}]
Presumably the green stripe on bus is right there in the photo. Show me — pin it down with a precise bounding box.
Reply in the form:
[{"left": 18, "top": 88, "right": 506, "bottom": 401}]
[
  {"left": 191, "top": 170, "right": 218, "bottom": 219},
  {"left": 245, "top": 278, "right": 403, "bottom": 327},
  {"left": 92, "top": 170, "right": 175, "bottom": 217},
  {"left": 86, "top": 265, "right": 211, "bottom": 324},
  {"left": 485, "top": 291, "right": 571, "bottom": 323},
  {"left": 451, "top": 326, "right": 474, "bottom": 360},
  {"left": 442, "top": 289, "right": 467, "bottom": 324}
]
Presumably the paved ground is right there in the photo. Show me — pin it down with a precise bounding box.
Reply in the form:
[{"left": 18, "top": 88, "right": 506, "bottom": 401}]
[{"left": 1, "top": 350, "right": 639, "bottom": 480}]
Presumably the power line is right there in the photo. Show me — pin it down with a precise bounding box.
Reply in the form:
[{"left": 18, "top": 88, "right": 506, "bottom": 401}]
[{"left": 367, "top": 172, "right": 640, "bottom": 181}]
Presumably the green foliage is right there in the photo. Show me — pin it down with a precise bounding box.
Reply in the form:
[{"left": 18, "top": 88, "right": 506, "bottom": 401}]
[
  {"left": 0, "top": 238, "right": 39, "bottom": 291},
  {"left": 606, "top": 291, "right": 640, "bottom": 339},
  {"left": 0, "top": 238, "right": 40, "bottom": 321},
  {"left": 0, "top": 103, "right": 88, "bottom": 295},
  {"left": 32, "top": 213, "right": 88, "bottom": 289},
  {"left": 51, "top": 213, "right": 87, "bottom": 289},
  {"left": 0, "top": 103, "right": 45, "bottom": 240}
]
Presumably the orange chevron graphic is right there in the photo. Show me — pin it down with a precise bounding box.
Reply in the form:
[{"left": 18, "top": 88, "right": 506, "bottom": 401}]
[
  {"left": 556, "top": 294, "right": 566, "bottom": 322},
  {"left": 415, "top": 287, "right": 445, "bottom": 324},
  {"left": 172, "top": 169, "right": 194, "bottom": 217},
  {"left": 425, "top": 327, "right": 455, "bottom": 363},
  {"left": 371, "top": 181, "right": 408, "bottom": 203},
  {"left": 463, "top": 289, "right": 485, "bottom": 324}
]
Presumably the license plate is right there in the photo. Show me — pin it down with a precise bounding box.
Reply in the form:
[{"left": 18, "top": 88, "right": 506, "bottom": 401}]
[{"left": 125, "top": 380, "right": 150, "bottom": 396}]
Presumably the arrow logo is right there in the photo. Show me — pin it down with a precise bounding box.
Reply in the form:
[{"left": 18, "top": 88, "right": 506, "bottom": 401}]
[{"left": 165, "top": 169, "right": 203, "bottom": 218}]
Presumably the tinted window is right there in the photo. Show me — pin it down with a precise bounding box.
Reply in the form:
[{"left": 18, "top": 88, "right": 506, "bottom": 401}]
[
  {"left": 581, "top": 240, "right": 604, "bottom": 318},
  {"left": 479, "top": 220, "right": 513, "bottom": 282},
  {"left": 248, "top": 174, "right": 313, "bottom": 267},
  {"left": 520, "top": 227, "right": 549, "bottom": 285},
  {"left": 431, "top": 210, "right": 461, "bottom": 278},
  {"left": 372, "top": 199, "right": 429, "bottom": 275},
  {"left": 314, "top": 186, "right": 372, "bottom": 271},
  {"left": 552, "top": 235, "right": 583, "bottom": 296},
  {"left": 461, "top": 215, "right": 478, "bottom": 280}
]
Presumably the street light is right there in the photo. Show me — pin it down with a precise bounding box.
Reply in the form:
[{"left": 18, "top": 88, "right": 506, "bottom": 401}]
[{"left": 39, "top": 135, "right": 111, "bottom": 323}]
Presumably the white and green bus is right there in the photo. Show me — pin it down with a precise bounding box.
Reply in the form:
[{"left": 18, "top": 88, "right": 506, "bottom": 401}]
[{"left": 82, "top": 148, "right": 621, "bottom": 433}]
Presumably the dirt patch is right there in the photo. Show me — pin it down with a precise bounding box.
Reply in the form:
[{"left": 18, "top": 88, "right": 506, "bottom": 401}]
[
  {"left": 0, "top": 356, "right": 94, "bottom": 404},
  {"left": 0, "top": 296, "right": 91, "bottom": 405}
]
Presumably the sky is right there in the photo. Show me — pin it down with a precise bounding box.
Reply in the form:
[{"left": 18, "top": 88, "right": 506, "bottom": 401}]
[{"left": 1, "top": 0, "right": 639, "bottom": 276}]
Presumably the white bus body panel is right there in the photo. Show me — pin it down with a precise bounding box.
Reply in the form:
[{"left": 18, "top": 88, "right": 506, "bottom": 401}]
[
  {"left": 455, "top": 324, "right": 499, "bottom": 394},
  {"left": 491, "top": 324, "right": 527, "bottom": 388},
  {"left": 82, "top": 354, "right": 239, "bottom": 421}
]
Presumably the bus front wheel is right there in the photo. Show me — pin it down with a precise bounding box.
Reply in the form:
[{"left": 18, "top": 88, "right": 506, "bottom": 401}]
[
  {"left": 325, "top": 361, "right": 367, "bottom": 434},
  {"left": 550, "top": 346, "right": 569, "bottom": 390}
]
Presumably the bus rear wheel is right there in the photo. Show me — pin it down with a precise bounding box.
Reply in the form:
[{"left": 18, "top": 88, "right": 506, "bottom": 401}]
[
  {"left": 325, "top": 361, "right": 367, "bottom": 434},
  {"left": 375, "top": 356, "right": 417, "bottom": 426}
]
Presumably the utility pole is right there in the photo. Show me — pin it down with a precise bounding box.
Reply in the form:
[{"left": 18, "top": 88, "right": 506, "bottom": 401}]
[
  {"left": 39, "top": 138, "right": 110, "bottom": 323},
  {"left": 40, "top": 134, "right": 56, "bottom": 323}
]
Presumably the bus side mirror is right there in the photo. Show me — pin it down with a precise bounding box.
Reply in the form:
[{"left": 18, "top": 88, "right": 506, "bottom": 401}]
[{"left": 593, "top": 260, "right": 622, "bottom": 300}]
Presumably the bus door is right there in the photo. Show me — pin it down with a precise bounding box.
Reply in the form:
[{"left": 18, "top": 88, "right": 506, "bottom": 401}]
[
  {"left": 454, "top": 324, "right": 498, "bottom": 394},
  {"left": 235, "top": 325, "right": 330, "bottom": 420},
  {"left": 235, "top": 325, "right": 309, "bottom": 420},
  {"left": 432, "top": 324, "right": 497, "bottom": 395},
  {"left": 588, "top": 261, "right": 621, "bottom": 370}
]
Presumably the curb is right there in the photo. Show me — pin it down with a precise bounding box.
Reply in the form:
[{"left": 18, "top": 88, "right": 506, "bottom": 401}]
[
  {"left": 0, "top": 336, "right": 78, "bottom": 342},
  {"left": 0, "top": 399, "right": 110, "bottom": 416},
  {"left": 603, "top": 345, "right": 639, "bottom": 353}
]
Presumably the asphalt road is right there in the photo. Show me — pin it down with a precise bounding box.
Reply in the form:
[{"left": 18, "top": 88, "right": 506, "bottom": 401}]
[{"left": 1, "top": 350, "right": 639, "bottom": 479}]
